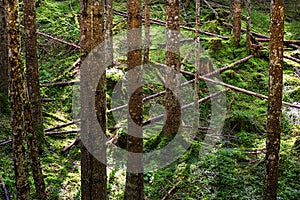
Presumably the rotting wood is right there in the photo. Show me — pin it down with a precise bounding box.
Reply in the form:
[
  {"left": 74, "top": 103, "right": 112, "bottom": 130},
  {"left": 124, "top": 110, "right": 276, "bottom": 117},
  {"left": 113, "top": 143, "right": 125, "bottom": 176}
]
[{"left": 255, "top": 38, "right": 300, "bottom": 45}]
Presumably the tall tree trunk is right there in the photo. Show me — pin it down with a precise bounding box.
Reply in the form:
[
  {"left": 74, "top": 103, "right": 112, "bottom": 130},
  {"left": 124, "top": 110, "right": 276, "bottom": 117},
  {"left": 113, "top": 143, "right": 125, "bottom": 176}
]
[
  {"left": 24, "top": 0, "right": 45, "bottom": 152},
  {"left": 7, "top": 0, "right": 30, "bottom": 199},
  {"left": 232, "top": 0, "right": 242, "bottom": 47},
  {"left": 163, "top": 0, "right": 181, "bottom": 140},
  {"left": 246, "top": 0, "right": 251, "bottom": 53},
  {"left": 263, "top": 0, "right": 284, "bottom": 199},
  {"left": 0, "top": 0, "right": 8, "bottom": 95},
  {"left": 105, "top": 0, "right": 113, "bottom": 68},
  {"left": 80, "top": 0, "right": 107, "bottom": 199},
  {"left": 124, "top": 0, "right": 144, "bottom": 199},
  {"left": 143, "top": 0, "right": 150, "bottom": 64}
]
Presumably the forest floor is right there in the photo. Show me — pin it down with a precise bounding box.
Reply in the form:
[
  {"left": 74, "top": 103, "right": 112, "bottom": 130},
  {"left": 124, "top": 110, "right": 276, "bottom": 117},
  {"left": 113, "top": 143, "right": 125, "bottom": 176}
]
[{"left": 1, "top": 0, "right": 300, "bottom": 199}]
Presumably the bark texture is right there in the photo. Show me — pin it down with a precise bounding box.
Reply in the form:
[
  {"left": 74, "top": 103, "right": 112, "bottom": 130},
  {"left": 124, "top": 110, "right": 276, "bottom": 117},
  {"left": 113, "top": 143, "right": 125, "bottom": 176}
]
[
  {"left": 124, "top": 0, "right": 144, "bottom": 198},
  {"left": 163, "top": 0, "right": 181, "bottom": 140},
  {"left": 80, "top": 0, "right": 107, "bottom": 199},
  {"left": 24, "top": 0, "right": 45, "bottom": 152},
  {"left": 232, "top": 0, "right": 242, "bottom": 46},
  {"left": 263, "top": 0, "right": 284, "bottom": 199},
  {"left": 246, "top": 0, "right": 251, "bottom": 52},
  {"left": 7, "top": 0, "right": 30, "bottom": 198},
  {"left": 0, "top": 0, "right": 8, "bottom": 95}
]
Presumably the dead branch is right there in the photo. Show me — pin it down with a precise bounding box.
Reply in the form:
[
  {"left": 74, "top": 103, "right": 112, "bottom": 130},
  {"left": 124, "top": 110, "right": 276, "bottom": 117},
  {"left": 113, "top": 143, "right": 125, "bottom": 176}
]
[
  {"left": 161, "top": 181, "right": 180, "bottom": 200},
  {"left": 61, "top": 137, "right": 80, "bottom": 153},
  {"left": 113, "top": 9, "right": 229, "bottom": 40},
  {"left": 41, "top": 80, "right": 79, "bottom": 87},
  {"left": 20, "top": 25, "right": 80, "bottom": 49},
  {"left": 45, "top": 120, "right": 80, "bottom": 132},
  {"left": 283, "top": 54, "right": 300, "bottom": 63},
  {"left": 41, "top": 98, "right": 55, "bottom": 102},
  {"left": 143, "top": 89, "right": 228, "bottom": 126},
  {"left": 0, "top": 177, "right": 10, "bottom": 200},
  {"left": 0, "top": 139, "right": 12, "bottom": 146},
  {"left": 45, "top": 129, "right": 80, "bottom": 136},
  {"left": 255, "top": 38, "right": 300, "bottom": 46},
  {"left": 203, "top": 0, "right": 219, "bottom": 18},
  {"left": 204, "top": 55, "right": 254, "bottom": 77}
]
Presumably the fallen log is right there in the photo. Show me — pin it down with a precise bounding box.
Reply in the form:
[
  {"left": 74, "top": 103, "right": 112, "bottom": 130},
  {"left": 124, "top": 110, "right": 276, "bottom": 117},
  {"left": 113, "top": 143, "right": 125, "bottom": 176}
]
[
  {"left": 180, "top": 70, "right": 300, "bottom": 109},
  {"left": 0, "top": 139, "right": 12, "bottom": 146},
  {"left": 203, "top": 0, "right": 219, "bottom": 18}
]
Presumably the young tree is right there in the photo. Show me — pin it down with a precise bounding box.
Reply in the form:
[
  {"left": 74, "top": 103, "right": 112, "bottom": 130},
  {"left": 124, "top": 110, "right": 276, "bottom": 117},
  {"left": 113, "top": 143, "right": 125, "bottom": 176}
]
[
  {"left": 0, "top": 0, "right": 8, "bottom": 95},
  {"left": 80, "top": 0, "right": 107, "bottom": 199},
  {"left": 163, "top": 0, "right": 181, "bottom": 140},
  {"left": 7, "top": 0, "right": 30, "bottom": 198},
  {"left": 124, "top": 0, "right": 144, "bottom": 198},
  {"left": 232, "top": 0, "right": 242, "bottom": 46},
  {"left": 263, "top": 0, "right": 284, "bottom": 199}
]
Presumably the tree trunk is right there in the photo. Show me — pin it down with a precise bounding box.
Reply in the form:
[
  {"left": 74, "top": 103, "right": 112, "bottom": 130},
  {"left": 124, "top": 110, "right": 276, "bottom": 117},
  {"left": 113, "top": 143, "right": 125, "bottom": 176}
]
[
  {"left": 80, "top": 0, "right": 107, "bottom": 199},
  {"left": 0, "top": 0, "right": 8, "bottom": 95},
  {"left": 163, "top": 0, "right": 181, "bottom": 140},
  {"left": 246, "top": 0, "right": 251, "bottom": 52},
  {"left": 143, "top": 0, "right": 150, "bottom": 64},
  {"left": 7, "top": 0, "right": 30, "bottom": 198},
  {"left": 124, "top": 0, "right": 144, "bottom": 198},
  {"left": 263, "top": 0, "right": 284, "bottom": 199},
  {"left": 232, "top": 0, "right": 242, "bottom": 47}
]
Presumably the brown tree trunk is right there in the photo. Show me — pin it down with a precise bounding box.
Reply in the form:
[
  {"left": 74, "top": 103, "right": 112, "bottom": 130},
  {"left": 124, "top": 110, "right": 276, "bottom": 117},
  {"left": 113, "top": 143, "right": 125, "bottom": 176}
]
[
  {"left": 105, "top": 0, "right": 113, "bottom": 68},
  {"left": 0, "top": 0, "right": 8, "bottom": 95},
  {"left": 163, "top": 0, "right": 181, "bottom": 140},
  {"left": 143, "top": 0, "right": 150, "bottom": 64},
  {"left": 263, "top": 0, "right": 284, "bottom": 199},
  {"left": 7, "top": 0, "right": 30, "bottom": 199},
  {"left": 124, "top": 0, "right": 144, "bottom": 198},
  {"left": 24, "top": 0, "right": 45, "bottom": 152},
  {"left": 246, "top": 0, "right": 251, "bottom": 52},
  {"left": 80, "top": 0, "right": 107, "bottom": 199},
  {"left": 232, "top": 0, "right": 242, "bottom": 47}
]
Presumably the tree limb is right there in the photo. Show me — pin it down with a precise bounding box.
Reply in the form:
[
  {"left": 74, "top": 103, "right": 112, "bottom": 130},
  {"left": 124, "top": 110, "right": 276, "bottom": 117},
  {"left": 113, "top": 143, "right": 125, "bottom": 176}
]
[
  {"left": 0, "top": 177, "right": 10, "bottom": 200},
  {"left": 45, "top": 120, "right": 80, "bottom": 132}
]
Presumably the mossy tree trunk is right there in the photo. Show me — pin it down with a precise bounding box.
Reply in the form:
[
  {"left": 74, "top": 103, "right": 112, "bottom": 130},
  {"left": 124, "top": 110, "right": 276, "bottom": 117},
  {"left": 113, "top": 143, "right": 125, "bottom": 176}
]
[
  {"left": 23, "top": 0, "right": 47, "bottom": 198},
  {"left": 7, "top": 0, "right": 30, "bottom": 198},
  {"left": 80, "top": 0, "right": 107, "bottom": 199},
  {"left": 163, "top": 0, "right": 181, "bottom": 140},
  {"left": 263, "top": 0, "right": 284, "bottom": 199},
  {"left": 232, "top": 0, "right": 242, "bottom": 47},
  {"left": 124, "top": 0, "right": 144, "bottom": 198},
  {"left": 0, "top": 0, "right": 8, "bottom": 95}
]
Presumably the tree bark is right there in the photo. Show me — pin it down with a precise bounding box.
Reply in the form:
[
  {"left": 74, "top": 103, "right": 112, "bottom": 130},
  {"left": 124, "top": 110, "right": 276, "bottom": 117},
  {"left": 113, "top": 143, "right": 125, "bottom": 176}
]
[
  {"left": 246, "top": 0, "right": 251, "bottom": 52},
  {"left": 163, "top": 0, "right": 181, "bottom": 140},
  {"left": 80, "top": 0, "right": 107, "bottom": 199},
  {"left": 232, "top": 0, "right": 242, "bottom": 46},
  {"left": 0, "top": 0, "right": 8, "bottom": 95},
  {"left": 263, "top": 0, "right": 284, "bottom": 199},
  {"left": 7, "top": 0, "right": 30, "bottom": 198},
  {"left": 124, "top": 0, "right": 144, "bottom": 198}
]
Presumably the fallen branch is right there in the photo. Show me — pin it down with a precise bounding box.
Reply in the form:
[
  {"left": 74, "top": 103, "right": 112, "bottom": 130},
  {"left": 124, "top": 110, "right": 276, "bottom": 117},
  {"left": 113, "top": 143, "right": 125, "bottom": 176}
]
[
  {"left": 45, "top": 120, "right": 80, "bottom": 132},
  {"left": 203, "top": 0, "right": 219, "bottom": 18},
  {"left": 161, "top": 181, "right": 180, "bottom": 200},
  {"left": 41, "top": 80, "right": 79, "bottom": 87},
  {"left": 61, "top": 137, "right": 80, "bottom": 153},
  {"left": 181, "top": 70, "right": 300, "bottom": 109},
  {"left": 0, "top": 139, "right": 12, "bottom": 146},
  {"left": 41, "top": 98, "right": 55, "bottom": 102},
  {"left": 255, "top": 38, "right": 300, "bottom": 45},
  {"left": 20, "top": 25, "right": 80, "bottom": 49},
  {"left": 283, "top": 54, "right": 300, "bottom": 63},
  {"left": 0, "top": 177, "right": 10, "bottom": 200},
  {"left": 143, "top": 89, "right": 228, "bottom": 126},
  {"left": 113, "top": 9, "right": 229, "bottom": 40},
  {"left": 45, "top": 129, "right": 80, "bottom": 136}
]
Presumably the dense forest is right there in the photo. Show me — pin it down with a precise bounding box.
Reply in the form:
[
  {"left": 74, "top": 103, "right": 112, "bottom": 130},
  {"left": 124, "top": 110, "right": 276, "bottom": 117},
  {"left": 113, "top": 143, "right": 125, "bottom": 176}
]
[{"left": 0, "top": 0, "right": 299, "bottom": 199}]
